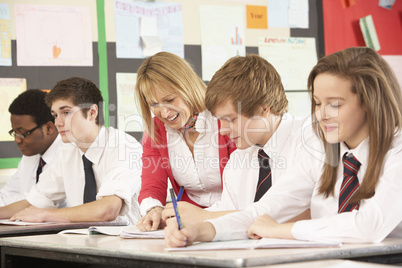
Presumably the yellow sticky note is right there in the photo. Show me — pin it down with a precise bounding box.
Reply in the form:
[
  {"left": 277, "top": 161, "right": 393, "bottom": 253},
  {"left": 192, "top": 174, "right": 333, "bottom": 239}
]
[{"left": 246, "top": 5, "right": 268, "bottom": 29}]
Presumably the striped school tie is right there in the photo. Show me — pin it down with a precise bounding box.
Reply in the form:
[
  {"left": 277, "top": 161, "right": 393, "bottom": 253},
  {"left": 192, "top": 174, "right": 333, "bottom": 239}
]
[
  {"left": 254, "top": 149, "right": 272, "bottom": 202},
  {"left": 36, "top": 157, "right": 46, "bottom": 183},
  {"left": 338, "top": 153, "right": 361, "bottom": 213}
]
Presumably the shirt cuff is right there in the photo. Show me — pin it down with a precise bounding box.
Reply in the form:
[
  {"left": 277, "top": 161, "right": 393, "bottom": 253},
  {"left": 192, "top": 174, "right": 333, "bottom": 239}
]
[
  {"left": 206, "top": 218, "right": 248, "bottom": 241},
  {"left": 26, "top": 186, "right": 57, "bottom": 208},
  {"left": 291, "top": 220, "right": 314, "bottom": 241},
  {"left": 140, "top": 197, "right": 164, "bottom": 216}
]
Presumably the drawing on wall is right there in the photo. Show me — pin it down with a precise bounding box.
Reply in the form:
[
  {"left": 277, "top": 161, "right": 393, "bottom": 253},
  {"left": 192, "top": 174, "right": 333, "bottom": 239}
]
[
  {"left": 114, "top": 0, "right": 184, "bottom": 59},
  {"left": 0, "top": 3, "right": 12, "bottom": 66},
  {"left": 258, "top": 37, "right": 317, "bottom": 90},
  {"left": 0, "top": 78, "right": 26, "bottom": 141},
  {"left": 14, "top": 4, "right": 93, "bottom": 66},
  {"left": 199, "top": 6, "right": 246, "bottom": 81},
  {"left": 116, "top": 73, "right": 143, "bottom": 132}
]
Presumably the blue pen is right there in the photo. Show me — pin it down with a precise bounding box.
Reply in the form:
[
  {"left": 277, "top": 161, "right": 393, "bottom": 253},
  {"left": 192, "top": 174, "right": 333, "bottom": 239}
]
[
  {"left": 169, "top": 188, "right": 184, "bottom": 230},
  {"left": 177, "top": 186, "right": 184, "bottom": 202}
]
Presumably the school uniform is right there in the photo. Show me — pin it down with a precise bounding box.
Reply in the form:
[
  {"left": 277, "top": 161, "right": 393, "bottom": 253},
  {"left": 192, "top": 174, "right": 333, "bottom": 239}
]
[
  {"left": 206, "top": 113, "right": 317, "bottom": 211},
  {"left": 139, "top": 110, "right": 236, "bottom": 216},
  {"left": 26, "top": 127, "right": 143, "bottom": 224},
  {"left": 0, "top": 135, "right": 63, "bottom": 206},
  {"left": 208, "top": 133, "right": 402, "bottom": 243}
]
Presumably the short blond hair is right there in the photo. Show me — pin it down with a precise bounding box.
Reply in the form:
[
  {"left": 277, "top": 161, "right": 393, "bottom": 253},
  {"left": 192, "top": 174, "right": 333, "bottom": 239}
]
[
  {"left": 206, "top": 54, "right": 287, "bottom": 117},
  {"left": 135, "top": 52, "right": 206, "bottom": 141}
]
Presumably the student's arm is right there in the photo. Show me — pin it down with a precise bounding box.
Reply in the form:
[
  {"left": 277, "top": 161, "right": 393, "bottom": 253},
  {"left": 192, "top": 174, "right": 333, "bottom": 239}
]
[
  {"left": 247, "top": 214, "right": 295, "bottom": 240},
  {"left": 165, "top": 217, "right": 216, "bottom": 248},
  {"left": 0, "top": 200, "right": 30, "bottom": 219},
  {"left": 10, "top": 196, "right": 122, "bottom": 223},
  {"left": 162, "top": 202, "right": 238, "bottom": 224}
]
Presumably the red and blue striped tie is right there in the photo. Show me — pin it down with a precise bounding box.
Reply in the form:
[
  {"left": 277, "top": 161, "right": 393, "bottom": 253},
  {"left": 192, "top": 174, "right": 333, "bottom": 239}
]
[
  {"left": 254, "top": 149, "right": 272, "bottom": 202},
  {"left": 338, "top": 153, "right": 361, "bottom": 213},
  {"left": 36, "top": 157, "right": 46, "bottom": 183}
]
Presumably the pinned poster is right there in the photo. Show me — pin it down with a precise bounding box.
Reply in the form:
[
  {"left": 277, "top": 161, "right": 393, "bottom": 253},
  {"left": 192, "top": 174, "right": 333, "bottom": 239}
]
[
  {"left": 246, "top": 5, "right": 267, "bottom": 29},
  {"left": 116, "top": 73, "right": 143, "bottom": 132},
  {"left": 258, "top": 37, "right": 317, "bottom": 90},
  {"left": 267, "top": 0, "right": 289, "bottom": 28},
  {"left": 0, "top": 78, "right": 26, "bottom": 141},
  {"left": 0, "top": 4, "right": 11, "bottom": 66},
  {"left": 199, "top": 6, "right": 245, "bottom": 81},
  {"left": 359, "top": 15, "right": 381, "bottom": 51},
  {"left": 341, "top": 0, "right": 356, "bottom": 9},
  {"left": 379, "top": 0, "right": 395, "bottom": 9},
  {"left": 288, "top": 0, "right": 309, "bottom": 29},
  {"left": 14, "top": 4, "right": 92, "bottom": 66}
]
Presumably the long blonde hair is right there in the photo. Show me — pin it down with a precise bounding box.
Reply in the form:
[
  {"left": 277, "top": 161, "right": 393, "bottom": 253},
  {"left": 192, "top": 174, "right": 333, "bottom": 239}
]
[
  {"left": 308, "top": 47, "right": 402, "bottom": 203},
  {"left": 135, "top": 52, "right": 206, "bottom": 143}
]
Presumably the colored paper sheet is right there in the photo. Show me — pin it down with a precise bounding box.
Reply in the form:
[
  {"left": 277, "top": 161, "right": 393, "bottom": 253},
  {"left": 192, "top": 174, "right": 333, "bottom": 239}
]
[
  {"left": 199, "top": 6, "right": 245, "bottom": 81},
  {"left": 0, "top": 78, "right": 26, "bottom": 141},
  {"left": 114, "top": 0, "right": 184, "bottom": 59},
  {"left": 0, "top": 4, "right": 11, "bottom": 66},
  {"left": 341, "top": 0, "right": 356, "bottom": 9},
  {"left": 359, "top": 14, "right": 381, "bottom": 51},
  {"left": 115, "top": 73, "right": 143, "bottom": 132},
  {"left": 379, "top": 0, "right": 395, "bottom": 10},
  {"left": 14, "top": 4, "right": 92, "bottom": 66},
  {"left": 267, "top": 0, "right": 289, "bottom": 28},
  {"left": 246, "top": 5, "right": 267, "bottom": 29},
  {"left": 258, "top": 37, "right": 317, "bottom": 90},
  {"left": 288, "top": 0, "right": 309, "bottom": 29}
]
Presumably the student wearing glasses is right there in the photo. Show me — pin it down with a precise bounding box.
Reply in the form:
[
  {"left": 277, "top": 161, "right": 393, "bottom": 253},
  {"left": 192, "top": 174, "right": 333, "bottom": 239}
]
[{"left": 0, "top": 90, "right": 63, "bottom": 206}]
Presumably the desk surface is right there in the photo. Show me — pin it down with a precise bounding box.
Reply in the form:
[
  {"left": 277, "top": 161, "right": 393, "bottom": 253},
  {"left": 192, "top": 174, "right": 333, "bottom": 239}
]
[{"left": 1, "top": 235, "right": 402, "bottom": 267}]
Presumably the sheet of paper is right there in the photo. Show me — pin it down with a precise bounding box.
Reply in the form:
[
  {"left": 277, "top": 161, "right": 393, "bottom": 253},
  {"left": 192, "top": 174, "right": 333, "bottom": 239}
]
[
  {"left": 120, "top": 225, "right": 164, "bottom": 239},
  {"left": 166, "top": 238, "right": 341, "bottom": 251},
  {"left": 116, "top": 72, "right": 143, "bottom": 132},
  {"left": 359, "top": 14, "right": 381, "bottom": 51},
  {"left": 0, "top": 78, "right": 26, "bottom": 141},
  {"left": 59, "top": 226, "right": 123, "bottom": 236},
  {"left": 246, "top": 5, "right": 267, "bottom": 29},
  {"left": 0, "top": 3, "right": 12, "bottom": 66},
  {"left": 199, "top": 6, "right": 245, "bottom": 81},
  {"left": 115, "top": 0, "right": 183, "bottom": 59},
  {"left": 267, "top": 0, "right": 289, "bottom": 28},
  {"left": 288, "top": 0, "right": 309, "bottom": 29},
  {"left": 379, "top": 0, "right": 395, "bottom": 9},
  {"left": 14, "top": 4, "right": 92, "bottom": 66},
  {"left": 258, "top": 37, "right": 317, "bottom": 90}
]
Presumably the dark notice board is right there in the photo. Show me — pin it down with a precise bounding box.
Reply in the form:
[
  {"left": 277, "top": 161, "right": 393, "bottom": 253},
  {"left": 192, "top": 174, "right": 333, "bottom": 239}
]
[{"left": 0, "top": 0, "right": 324, "bottom": 165}]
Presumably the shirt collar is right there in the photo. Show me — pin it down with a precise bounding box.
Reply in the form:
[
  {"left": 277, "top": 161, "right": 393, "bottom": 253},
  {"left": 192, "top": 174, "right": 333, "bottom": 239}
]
[
  {"left": 260, "top": 113, "right": 294, "bottom": 158},
  {"left": 340, "top": 137, "right": 369, "bottom": 168},
  {"left": 81, "top": 126, "right": 106, "bottom": 165},
  {"left": 41, "top": 135, "right": 62, "bottom": 164}
]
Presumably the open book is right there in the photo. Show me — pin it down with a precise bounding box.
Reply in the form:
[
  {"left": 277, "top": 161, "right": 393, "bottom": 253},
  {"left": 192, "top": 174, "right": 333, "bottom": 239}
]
[
  {"left": 166, "top": 238, "right": 342, "bottom": 251},
  {"left": 59, "top": 225, "right": 165, "bottom": 239}
]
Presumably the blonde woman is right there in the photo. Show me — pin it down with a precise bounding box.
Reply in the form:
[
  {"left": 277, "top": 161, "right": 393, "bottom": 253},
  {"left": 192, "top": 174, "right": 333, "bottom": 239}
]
[{"left": 135, "top": 52, "right": 236, "bottom": 231}]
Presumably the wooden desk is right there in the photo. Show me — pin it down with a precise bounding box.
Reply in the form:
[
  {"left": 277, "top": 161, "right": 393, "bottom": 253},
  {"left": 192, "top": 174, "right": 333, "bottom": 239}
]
[
  {"left": 1, "top": 235, "right": 402, "bottom": 267},
  {"left": 0, "top": 221, "right": 127, "bottom": 238}
]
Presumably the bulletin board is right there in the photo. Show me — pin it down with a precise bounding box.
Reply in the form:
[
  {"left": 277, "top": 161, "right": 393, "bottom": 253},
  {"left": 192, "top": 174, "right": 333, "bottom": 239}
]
[{"left": 0, "top": 0, "right": 325, "bottom": 168}]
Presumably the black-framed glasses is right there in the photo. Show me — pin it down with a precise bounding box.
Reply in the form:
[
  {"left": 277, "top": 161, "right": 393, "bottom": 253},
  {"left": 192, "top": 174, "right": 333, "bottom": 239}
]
[{"left": 8, "top": 125, "right": 40, "bottom": 139}]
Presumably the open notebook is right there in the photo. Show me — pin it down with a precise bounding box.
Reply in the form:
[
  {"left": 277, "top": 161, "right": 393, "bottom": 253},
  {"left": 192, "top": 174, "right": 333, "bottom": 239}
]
[
  {"left": 59, "top": 225, "right": 165, "bottom": 239},
  {"left": 166, "top": 238, "right": 342, "bottom": 251}
]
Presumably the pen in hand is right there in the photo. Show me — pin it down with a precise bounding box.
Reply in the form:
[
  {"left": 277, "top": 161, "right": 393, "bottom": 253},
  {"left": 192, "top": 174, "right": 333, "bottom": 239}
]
[
  {"left": 169, "top": 188, "right": 184, "bottom": 230},
  {"left": 177, "top": 186, "right": 184, "bottom": 202}
]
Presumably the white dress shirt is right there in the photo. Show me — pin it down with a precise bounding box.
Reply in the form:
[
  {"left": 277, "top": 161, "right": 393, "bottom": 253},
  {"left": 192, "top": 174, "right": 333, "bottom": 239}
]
[
  {"left": 209, "top": 133, "right": 402, "bottom": 243},
  {"left": 0, "top": 135, "right": 63, "bottom": 206},
  {"left": 26, "top": 127, "right": 143, "bottom": 224},
  {"left": 140, "top": 110, "right": 222, "bottom": 214},
  {"left": 207, "top": 113, "right": 316, "bottom": 211}
]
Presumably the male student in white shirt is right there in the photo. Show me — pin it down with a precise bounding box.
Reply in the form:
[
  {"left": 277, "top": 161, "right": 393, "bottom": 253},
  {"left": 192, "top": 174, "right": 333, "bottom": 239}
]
[
  {"left": 163, "top": 55, "right": 315, "bottom": 224},
  {"left": 0, "top": 90, "right": 63, "bottom": 206},
  {"left": 0, "top": 77, "right": 142, "bottom": 224}
]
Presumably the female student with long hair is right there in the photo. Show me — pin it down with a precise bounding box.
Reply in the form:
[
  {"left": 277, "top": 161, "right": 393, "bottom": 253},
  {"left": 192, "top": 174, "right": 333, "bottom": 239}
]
[
  {"left": 165, "top": 47, "right": 402, "bottom": 246},
  {"left": 135, "top": 52, "right": 236, "bottom": 231}
]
